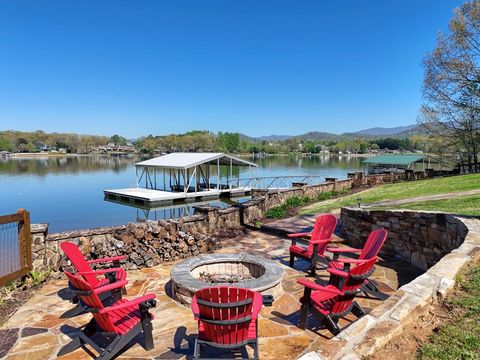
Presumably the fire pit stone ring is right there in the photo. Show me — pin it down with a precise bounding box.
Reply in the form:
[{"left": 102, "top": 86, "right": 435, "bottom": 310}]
[{"left": 170, "top": 253, "right": 284, "bottom": 305}]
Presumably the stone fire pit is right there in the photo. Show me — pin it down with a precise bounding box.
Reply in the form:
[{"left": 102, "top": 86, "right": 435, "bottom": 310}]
[{"left": 171, "top": 253, "right": 284, "bottom": 304}]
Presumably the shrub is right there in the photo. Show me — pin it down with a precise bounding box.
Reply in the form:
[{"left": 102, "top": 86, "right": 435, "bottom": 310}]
[
  {"left": 316, "top": 191, "right": 334, "bottom": 201},
  {"left": 285, "top": 196, "right": 310, "bottom": 208},
  {"left": 265, "top": 205, "right": 287, "bottom": 219}
]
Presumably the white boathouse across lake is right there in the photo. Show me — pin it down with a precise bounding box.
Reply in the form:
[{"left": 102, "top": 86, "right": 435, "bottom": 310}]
[{"left": 104, "top": 152, "right": 258, "bottom": 205}]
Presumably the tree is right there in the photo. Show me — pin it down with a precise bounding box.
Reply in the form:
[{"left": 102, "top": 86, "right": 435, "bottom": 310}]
[
  {"left": 218, "top": 132, "right": 240, "bottom": 153},
  {"left": 0, "top": 137, "right": 13, "bottom": 151},
  {"left": 110, "top": 134, "right": 127, "bottom": 146},
  {"left": 420, "top": 0, "right": 480, "bottom": 172}
]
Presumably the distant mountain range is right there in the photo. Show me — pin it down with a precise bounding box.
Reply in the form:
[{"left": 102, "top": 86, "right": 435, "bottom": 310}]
[{"left": 247, "top": 124, "right": 425, "bottom": 142}]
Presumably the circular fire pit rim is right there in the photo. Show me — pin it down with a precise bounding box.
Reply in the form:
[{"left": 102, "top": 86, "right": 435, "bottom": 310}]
[{"left": 170, "top": 253, "right": 284, "bottom": 293}]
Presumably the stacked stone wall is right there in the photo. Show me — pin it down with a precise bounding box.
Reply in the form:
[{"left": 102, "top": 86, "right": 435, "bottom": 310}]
[{"left": 341, "top": 208, "right": 468, "bottom": 270}]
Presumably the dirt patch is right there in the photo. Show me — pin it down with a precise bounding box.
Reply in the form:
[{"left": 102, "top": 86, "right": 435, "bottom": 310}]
[
  {"left": 0, "top": 284, "right": 43, "bottom": 326},
  {"left": 213, "top": 227, "right": 247, "bottom": 241}
]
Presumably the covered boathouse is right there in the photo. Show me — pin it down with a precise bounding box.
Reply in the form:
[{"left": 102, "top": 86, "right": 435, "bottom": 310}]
[
  {"left": 104, "top": 152, "right": 257, "bottom": 205},
  {"left": 363, "top": 154, "right": 441, "bottom": 175}
]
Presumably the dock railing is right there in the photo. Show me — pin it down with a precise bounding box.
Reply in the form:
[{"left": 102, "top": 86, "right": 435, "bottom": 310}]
[
  {"left": 0, "top": 209, "right": 32, "bottom": 286},
  {"left": 226, "top": 175, "right": 325, "bottom": 191}
]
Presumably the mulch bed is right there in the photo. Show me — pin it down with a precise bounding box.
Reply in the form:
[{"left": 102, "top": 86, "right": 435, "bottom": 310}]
[{"left": 0, "top": 284, "right": 42, "bottom": 327}]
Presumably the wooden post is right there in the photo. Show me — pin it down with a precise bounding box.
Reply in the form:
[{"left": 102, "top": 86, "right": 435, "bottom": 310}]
[{"left": 17, "top": 208, "right": 32, "bottom": 272}]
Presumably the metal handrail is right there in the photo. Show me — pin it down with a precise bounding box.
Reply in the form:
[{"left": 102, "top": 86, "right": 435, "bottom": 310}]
[{"left": 226, "top": 175, "right": 325, "bottom": 190}]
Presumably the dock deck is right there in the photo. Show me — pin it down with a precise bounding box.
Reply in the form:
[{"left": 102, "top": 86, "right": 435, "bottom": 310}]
[{"left": 104, "top": 187, "right": 250, "bottom": 205}]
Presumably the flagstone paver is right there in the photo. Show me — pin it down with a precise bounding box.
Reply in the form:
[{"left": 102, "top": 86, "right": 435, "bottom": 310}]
[{"left": 0, "top": 226, "right": 421, "bottom": 360}]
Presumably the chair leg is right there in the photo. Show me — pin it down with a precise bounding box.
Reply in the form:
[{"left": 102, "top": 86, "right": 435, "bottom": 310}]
[
  {"left": 193, "top": 339, "right": 201, "bottom": 359},
  {"left": 361, "top": 279, "right": 389, "bottom": 300},
  {"left": 253, "top": 339, "right": 259, "bottom": 360},
  {"left": 323, "top": 315, "right": 341, "bottom": 336},
  {"left": 309, "top": 260, "right": 317, "bottom": 277},
  {"left": 299, "top": 302, "right": 310, "bottom": 329},
  {"left": 99, "top": 325, "right": 143, "bottom": 360},
  {"left": 351, "top": 301, "right": 366, "bottom": 318},
  {"left": 141, "top": 317, "right": 154, "bottom": 350},
  {"left": 289, "top": 254, "right": 295, "bottom": 268}
]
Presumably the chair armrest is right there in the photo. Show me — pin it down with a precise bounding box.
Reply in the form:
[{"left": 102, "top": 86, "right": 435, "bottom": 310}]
[
  {"left": 287, "top": 232, "right": 312, "bottom": 238},
  {"left": 309, "top": 238, "right": 331, "bottom": 245},
  {"left": 191, "top": 295, "right": 200, "bottom": 319},
  {"left": 335, "top": 258, "right": 369, "bottom": 264},
  {"left": 252, "top": 292, "right": 263, "bottom": 319},
  {"left": 93, "top": 280, "right": 128, "bottom": 294},
  {"left": 77, "top": 268, "right": 124, "bottom": 276},
  {"left": 99, "top": 293, "right": 156, "bottom": 314},
  {"left": 326, "top": 247, "right": 362, "bottom": 254},
  {"left": 87, "top": 255, "right": 127, "bottom": 264},
  {"left": 327, "top": 267, "right": 349, "bottom": 278},
  {"left": 297, "top": 278, "right": 343, "bottom": 295}
]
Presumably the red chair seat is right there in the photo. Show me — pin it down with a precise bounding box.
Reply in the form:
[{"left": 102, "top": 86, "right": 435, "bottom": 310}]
[
  {"left": 300, "top": 285, "right": 339, "bottom": 316},
  {"left": 198, "top": 320, "right": 257, "bottom": 342},
  {"left": 289, "top": 245, "right": 327, "bottom": 260},
  {"left": 328, "top": 261, "right": 343, "bottom": 270},
  {"left": 108, "top": 298, "right": 155, "bottom": 335},
  {"left": 289, "top": 245, "right": 312, "bottom": 258},
  {"left": 97, "top": 269, "right": 127, "bottom": 288}
]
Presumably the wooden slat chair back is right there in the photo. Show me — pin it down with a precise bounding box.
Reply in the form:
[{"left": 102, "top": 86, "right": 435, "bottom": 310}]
[
  {"left": 327, "top": 229, "right": 388, "bottom": 300},
  {"left": 192, "top": 286, "right": 263, "bottom": 359},
  {"left": 308, "top": 214, "right": 338, "bottom": 255},
  {"left": 62, "top": 242, "right": 101, "bottom": 287},
  {"left": 329, "top": 257, "right": 377, "bottom": 317},
  {"left": 288, "top": 213, "right": 338, "bottom": 276},
  {"left": 358, "top": 229, "right": 388, "bottom": 260},
  {"left": 64, "top": 271, "right": 120, "bottom": 333}
]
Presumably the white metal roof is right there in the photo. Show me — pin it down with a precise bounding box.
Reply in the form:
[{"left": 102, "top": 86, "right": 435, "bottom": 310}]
[{"left": 135, "top": 152, "right": 257, "bottom": 169}]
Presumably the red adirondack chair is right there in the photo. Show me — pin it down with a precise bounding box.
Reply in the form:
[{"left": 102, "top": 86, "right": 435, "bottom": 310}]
[
  {"left": 60, "top": 242, "right": 127, "bottom": 302},
  {"left": 326, "top": 228, "right": 388, "bottom": 300},
  {"left": 191, "top": 286, "right": 272, "bottom": 359},
  {"left": 288, "top": 213, "right": 337, "bottom": 276},
  {"left": 57, "top": 271, "right": 156, "bottom": 360},
  {"left": 297, "top": 257, "right": 377, "bottom": 335}
]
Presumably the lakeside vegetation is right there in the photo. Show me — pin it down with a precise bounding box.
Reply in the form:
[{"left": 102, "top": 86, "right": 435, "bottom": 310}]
[
  {"left": 0, "top": 128, "right": 447, "bottom": 157},
  {"left": 301, "top": 173, "right": 480, "bottom": 214}
]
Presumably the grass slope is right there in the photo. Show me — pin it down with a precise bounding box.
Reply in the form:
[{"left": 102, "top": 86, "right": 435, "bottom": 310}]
[
  {"left": 301, "top": 173, "right": 480, "bottom": 215},
  {"left": 418, "top": 264, "right": 480, "bottom": 359},
  {"left": 373, "top": 194, "right": 480, "bottom": 217}
]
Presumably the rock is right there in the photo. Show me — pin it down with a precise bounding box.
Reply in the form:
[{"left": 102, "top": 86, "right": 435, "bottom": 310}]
[{"left": 134, "top": 228, "right": 145, "bottom": 240}]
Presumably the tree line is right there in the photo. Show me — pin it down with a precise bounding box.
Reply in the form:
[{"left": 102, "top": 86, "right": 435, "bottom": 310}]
[{"left": 0, "top": 128, "right": 437, "bottom": 155}]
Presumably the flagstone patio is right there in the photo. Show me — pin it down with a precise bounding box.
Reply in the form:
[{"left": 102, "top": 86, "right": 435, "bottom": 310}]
[{"left": 0, "top": 225, "right": 423, "bottom": 360}]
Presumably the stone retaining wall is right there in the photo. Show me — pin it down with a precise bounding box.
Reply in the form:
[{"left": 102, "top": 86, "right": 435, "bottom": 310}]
[
  {"left": 299, "top": 209, "right": 480, "bottom": 360},
  {"left": 30, "top": 206, "right": 241, "bottom": 274},
  {"left": 340, "top": 208, "right": 468, "bottom": 270}
]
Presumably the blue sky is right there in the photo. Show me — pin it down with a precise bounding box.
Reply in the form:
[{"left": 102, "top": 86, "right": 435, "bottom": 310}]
[{"left": 0, "top": 1, "right": 462, "bottom": 138}]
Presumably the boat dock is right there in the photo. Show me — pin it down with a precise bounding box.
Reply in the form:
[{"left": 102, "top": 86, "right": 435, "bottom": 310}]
[
  {"left": 104, "top": 187, "right": 251, "bottom": 206},
  {"left": 104, "top": 152, "right": 256, "bottom": 206}
]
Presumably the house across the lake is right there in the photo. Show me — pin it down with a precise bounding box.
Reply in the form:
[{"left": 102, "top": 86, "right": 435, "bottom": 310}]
[
  {"left": 104, "top": 152, "right": 258, "bottom": 205},
  {"left": 0, "top": 151, "right": 11, "bottom": 159},
  {"left": 363, "top": 154, "right": 441, "bottom": 175}
]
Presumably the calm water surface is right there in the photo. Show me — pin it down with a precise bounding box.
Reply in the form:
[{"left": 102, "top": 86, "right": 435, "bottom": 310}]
[{"left": 0, "top": 155, "right": 363, "bottom": 232}]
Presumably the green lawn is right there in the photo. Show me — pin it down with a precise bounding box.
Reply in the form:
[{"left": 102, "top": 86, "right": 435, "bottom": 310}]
[
  {"left": 300, "top": 173, "right": 480, "bottom": 215},
  {"left": 418, "top": 263, "right": 480, "bottom": 359},
  {"left": 372, "top": 194, "right": 480, "bottom": 217}
]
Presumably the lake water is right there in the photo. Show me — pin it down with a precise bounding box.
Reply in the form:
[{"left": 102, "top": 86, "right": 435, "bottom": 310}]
[{"left": 0, "top": 155, "right": 364, "bottom": 232}]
